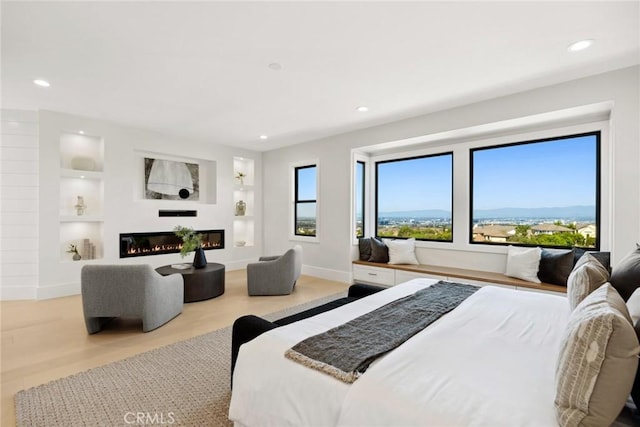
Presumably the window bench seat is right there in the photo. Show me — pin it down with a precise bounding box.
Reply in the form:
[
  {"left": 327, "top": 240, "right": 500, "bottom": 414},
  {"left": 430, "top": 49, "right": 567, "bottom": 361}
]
[{"left": 352, "top": 260, "right": 567, "bottom": 294}]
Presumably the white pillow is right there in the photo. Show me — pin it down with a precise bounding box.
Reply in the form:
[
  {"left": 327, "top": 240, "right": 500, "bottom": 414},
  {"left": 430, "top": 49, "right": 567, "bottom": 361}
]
[
  {"left": 627, "top": 288, "right": 640, "bottom": 326},
  {"left": 383, "top": 238, "right": 419, "bottom": 265},
  {"left": 504, "top": 245, "right": 542, "bottom": 283},
  {"left": 567, "top": 253, "right": 610, "bottom": 311}
]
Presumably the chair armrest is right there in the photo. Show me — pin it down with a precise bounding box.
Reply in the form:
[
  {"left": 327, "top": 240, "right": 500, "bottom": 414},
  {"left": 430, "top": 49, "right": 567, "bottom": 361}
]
[
  {"left": 258, "top": 255, "right": 280, "bottom": 262},
  {"left": 231, "top": 315, "right": 279, "bottom": 387},
  {"left": 348, "top": 283, "right": 386, "bottom": 298},
  {"left": 150, "top": 271, "right": 184, "bottom": 294},
  {"left": 145, "top": 272, "right": 184, "bottom": 309}
]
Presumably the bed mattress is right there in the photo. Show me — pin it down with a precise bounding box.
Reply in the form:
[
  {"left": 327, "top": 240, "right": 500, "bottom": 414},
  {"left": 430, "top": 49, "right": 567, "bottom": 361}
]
[{"left": 229, "top": 278, "right": 570, "bottom": 426}]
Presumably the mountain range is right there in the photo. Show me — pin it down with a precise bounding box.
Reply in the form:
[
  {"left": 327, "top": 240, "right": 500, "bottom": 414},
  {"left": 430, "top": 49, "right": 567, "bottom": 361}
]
[{"left": 378, "top": 205, "right": 595, "bottom": 219}]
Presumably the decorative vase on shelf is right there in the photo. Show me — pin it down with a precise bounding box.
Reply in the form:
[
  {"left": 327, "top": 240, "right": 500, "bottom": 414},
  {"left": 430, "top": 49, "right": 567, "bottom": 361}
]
[
  {"left": 235, "top": 200, "right": 246, "bottom": 216},
  {"left": 75, "top": 196, "right": 86, "bottom": 216},
  {"left": 67, "top": 244, "right": 81, "bottom": 261},
  {"left": 193, "top": 247, "right": 207, "bottom": 269},
  {"left": 235, "top": 172, "right": 246, "bottom": 186}
]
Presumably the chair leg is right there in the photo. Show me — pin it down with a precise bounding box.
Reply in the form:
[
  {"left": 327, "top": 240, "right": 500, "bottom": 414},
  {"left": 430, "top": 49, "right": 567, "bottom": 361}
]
[{"left": 84, "top": 316, "right": 114, "bottom": 334}]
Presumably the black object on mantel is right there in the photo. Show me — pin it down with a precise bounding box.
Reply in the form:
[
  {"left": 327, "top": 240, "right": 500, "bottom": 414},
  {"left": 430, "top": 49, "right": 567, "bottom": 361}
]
[{"left": 159, "top": 210, "right": 197, "bottom": 217}]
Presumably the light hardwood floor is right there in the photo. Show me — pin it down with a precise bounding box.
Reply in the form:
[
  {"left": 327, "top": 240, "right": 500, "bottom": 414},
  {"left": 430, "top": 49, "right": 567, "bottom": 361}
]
[{"left": 0, "top": 270, "right": 349, "bottom": 426}]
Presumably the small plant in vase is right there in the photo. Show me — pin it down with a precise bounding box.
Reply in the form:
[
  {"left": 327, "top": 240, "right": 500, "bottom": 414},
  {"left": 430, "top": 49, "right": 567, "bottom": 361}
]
[
  {"left": 67, "top": 244, "right": 81, "bottom": 261},
  {"left": 235, "top": 172, "right": 246, "bottom": 185},
  {"left": 173, "top": 225, "right": 207, "bottom": 269}
]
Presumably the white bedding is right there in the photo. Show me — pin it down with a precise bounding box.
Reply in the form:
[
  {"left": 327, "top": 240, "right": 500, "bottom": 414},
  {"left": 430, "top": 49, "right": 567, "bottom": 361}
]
[{"left": 229, "top": 279, "right": 570, "bottom": 426}]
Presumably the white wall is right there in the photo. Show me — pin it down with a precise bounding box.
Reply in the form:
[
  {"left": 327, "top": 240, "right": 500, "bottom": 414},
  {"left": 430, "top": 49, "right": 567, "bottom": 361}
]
[
  {"left": 0, "top": 110, "right": 39, "bottom": 300},
  {"left": 30, "top": 110, "right": 262, "bottom": 299},
  {"left": 262, "top": 66, "right": 640, "bottom": 281}
]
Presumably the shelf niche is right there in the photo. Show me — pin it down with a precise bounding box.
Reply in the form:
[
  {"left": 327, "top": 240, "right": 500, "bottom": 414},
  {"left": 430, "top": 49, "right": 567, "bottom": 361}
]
[
  {"left": 59, "top": 132, "right": 105, "bottom": 261},
  {"left": 233, "top": 156, "right": 255, "bottom": 247}
]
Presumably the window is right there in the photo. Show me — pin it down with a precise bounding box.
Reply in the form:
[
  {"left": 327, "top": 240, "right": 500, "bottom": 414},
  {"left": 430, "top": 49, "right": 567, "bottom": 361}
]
[
  {"left": 355, "top": 161, "right": 365, "bottom": 238},
  {"left": 294, "top": 164, "right": 317, "bottom": 237},
  {"left": 375, "top": 153, "right": 453, "bottom": 241},
  {"left": 470, "top": 132, "right": 600, "bottom": 249}
]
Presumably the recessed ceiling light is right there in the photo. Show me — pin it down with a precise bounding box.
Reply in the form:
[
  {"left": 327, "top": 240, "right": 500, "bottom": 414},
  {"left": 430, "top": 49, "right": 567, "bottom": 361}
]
[
  {"left": 356, "top": 106, "right": 369, "bottom": 112},
  {"left": 80, "top": 175, "right": 85, "bottom": 179},
  {"left": 33, "top": 79, "right": 50, "bottom": 87},
  {"left": 79, "top": 130, "right": 85, "bottom": 135},
  {"left": 568, "top": 39, "right": 594, "bottom": 52},
  {"left": 268, "top": 63, "right": 282, "bottom": 71},
  {"left": 259, "top": 135, "right": 268, "bottom": 140}
]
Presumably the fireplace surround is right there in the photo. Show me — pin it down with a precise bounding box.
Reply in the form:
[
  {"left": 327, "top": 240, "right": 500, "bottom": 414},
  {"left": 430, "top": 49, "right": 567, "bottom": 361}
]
[{"left": 120, "top": 229, "right": 224, "bottom": 258}]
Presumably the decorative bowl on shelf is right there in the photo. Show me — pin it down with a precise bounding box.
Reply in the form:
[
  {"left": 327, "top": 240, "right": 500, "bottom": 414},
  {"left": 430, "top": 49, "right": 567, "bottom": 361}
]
[{"left": 236, "top": 241, "right": 246, "bottom": 247}]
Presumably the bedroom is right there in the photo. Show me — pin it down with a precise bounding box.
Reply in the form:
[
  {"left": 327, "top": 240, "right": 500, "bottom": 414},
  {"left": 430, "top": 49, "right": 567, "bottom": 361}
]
[{"left": 1, "top": 1, "right": 640, "bottom": 426}]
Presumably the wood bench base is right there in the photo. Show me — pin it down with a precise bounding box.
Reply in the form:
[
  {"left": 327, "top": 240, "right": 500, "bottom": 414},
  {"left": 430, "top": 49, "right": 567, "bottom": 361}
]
[{"left": 352, "top": 260, "right": 566, "bottom": 294}]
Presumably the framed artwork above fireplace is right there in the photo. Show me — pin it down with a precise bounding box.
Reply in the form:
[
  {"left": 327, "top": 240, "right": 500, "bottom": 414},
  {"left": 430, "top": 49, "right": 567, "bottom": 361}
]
[{"left": 144, "top": 157, "right": 200, "bottom": 201}]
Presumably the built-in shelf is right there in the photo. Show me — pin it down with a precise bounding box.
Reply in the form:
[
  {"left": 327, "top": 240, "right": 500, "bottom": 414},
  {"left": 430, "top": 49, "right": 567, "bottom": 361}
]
[
  {"left": 233, "top": 156, "right": 256, "bottom": 248},
  {"left": 233, "top": 184, "right": 254, "bottom": 191},
  {"left": 60, "top": 215, "right": 104, "bottom": 223},
  {"left": 60, "top": 169, "right": 104, "bottom": 180},
  {"left": 59, "top": 132, "right": 105, "bottom": 261}
]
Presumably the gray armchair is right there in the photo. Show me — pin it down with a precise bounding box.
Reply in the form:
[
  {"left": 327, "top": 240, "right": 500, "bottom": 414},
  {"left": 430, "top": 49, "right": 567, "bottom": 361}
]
[
  {"left": 81, "top": 264, "right": 184, "bottom": 334},
  {"left": 247, "top": 245, "right": 302, "bottom": 296}
]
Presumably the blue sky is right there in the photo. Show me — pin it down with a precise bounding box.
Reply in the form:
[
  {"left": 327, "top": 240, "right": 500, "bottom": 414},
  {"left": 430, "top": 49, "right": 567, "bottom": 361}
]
[
  {"left": 377, "top": 154, "right": 453, "bottom": 212},
  {"left": 472, "top": 135, "right": 597, "bottom": 210},
  {"left": 355, "top": 161, "right": 364, "bottom": 218},
  {"left": 301, "top": 134, "right": 597, "bottom": 217},
  {"left": 296, "top": 166, "right": 317, "bottom": 218},
  {"left": 297, "top": 166, "right": 316, "bottom": 200},
  {"left": 372, "top": 134, "right": 597, "bottom": 214}
]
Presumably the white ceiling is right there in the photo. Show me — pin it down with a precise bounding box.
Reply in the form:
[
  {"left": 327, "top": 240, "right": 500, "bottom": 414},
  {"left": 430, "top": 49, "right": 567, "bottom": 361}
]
[{"left": 2, "top": 1, "right": 639, "bottom": 151}]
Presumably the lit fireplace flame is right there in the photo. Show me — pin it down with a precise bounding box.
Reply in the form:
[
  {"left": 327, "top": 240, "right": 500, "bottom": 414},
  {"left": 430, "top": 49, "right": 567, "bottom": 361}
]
[
  {"left": 120, "top": 230, "right": 224, "bottom": 258},
  {"left": 126, "top": 241, "right": 221, "bottom": 255}
]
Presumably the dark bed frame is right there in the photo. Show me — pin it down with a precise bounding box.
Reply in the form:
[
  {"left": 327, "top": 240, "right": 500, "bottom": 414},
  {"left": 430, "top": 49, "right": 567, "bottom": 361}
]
[{"left": 231, "top": 283, "right": 385, "bottom": 385}]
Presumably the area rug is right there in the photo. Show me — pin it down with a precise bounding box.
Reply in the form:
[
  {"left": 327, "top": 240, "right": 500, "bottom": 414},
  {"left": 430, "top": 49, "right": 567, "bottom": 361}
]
[{"left": 15, "top": 292, "right": 345, "bottom": 427}]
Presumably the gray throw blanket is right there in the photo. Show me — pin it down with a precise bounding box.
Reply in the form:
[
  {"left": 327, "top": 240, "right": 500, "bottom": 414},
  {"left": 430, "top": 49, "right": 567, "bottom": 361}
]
[{"left": 285, "top": 281, "right": 478, "bottom": 383}]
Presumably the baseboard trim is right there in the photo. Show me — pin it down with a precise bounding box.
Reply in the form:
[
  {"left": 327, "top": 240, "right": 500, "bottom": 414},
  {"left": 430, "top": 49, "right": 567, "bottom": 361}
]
[
  {"left": 0, "top": 286, "right": 38, "bottom": 300},
  {"left": 301, "top": 265, "right": 350, "bottom": 283},
  {"left": 37, "top": 282, "right": 80, "bottom": 300}
]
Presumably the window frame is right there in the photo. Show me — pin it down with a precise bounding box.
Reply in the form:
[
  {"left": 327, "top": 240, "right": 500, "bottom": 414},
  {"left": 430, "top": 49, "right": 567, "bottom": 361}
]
[
  {"left": 374, "top": 151, "right": 454, "bottom": 243},
  {"left": 469, "top": 131, "right": 601, "bottom": 250},
  {"left": 290, "top": 160, "right": 319, "bottom": 242}
]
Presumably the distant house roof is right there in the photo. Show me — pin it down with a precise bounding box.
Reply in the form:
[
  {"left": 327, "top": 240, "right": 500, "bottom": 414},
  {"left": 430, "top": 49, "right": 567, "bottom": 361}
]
[
  {"left": 531, "top": 224, "right": 573, "bottom": 232},
  {"left": 473, "top": 225, "right": 515, "bottom": 238},
  {"left": 577, "top": 223, "right": 596, "bottom": 231}
]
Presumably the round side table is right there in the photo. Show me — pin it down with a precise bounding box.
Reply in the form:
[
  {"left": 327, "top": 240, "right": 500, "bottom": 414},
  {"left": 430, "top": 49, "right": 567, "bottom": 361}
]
[{"left": 156, "top": 263, "right": 225, "bottom": 303}]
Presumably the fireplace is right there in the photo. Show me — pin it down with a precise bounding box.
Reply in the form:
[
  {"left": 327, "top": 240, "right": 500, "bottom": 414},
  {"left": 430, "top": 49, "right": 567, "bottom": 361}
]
[{"left": 120, "top": 229, "right": 224, "bottom": 258}]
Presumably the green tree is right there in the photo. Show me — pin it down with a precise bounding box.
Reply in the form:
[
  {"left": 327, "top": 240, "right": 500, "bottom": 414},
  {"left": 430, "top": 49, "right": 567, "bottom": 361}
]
[
  {"left": 397, "top": 225, "right": 413, "bottom": 238},
  {"left": 515, "top": 225, "right": 530, "bottom": 237}
]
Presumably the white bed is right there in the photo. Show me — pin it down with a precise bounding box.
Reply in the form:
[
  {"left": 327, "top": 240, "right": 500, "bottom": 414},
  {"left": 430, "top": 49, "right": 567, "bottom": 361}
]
[{"left": 229, "top": 278, "right": 570, "bottom": 426}]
